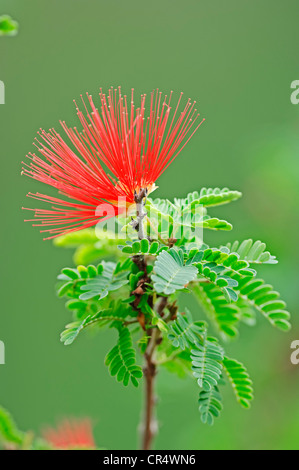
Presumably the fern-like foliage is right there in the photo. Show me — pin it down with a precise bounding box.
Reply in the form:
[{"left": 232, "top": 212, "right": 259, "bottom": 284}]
[
  {"left": 57, "top": 259, "right": 131, "bottom": 302},
  {"left": 60, "top": 316, "right": 92, "bottom": 346},
  {"left": 167, "top": 312, "right": 206, "bottom": 349},
  {"left": 187, "top": 245, "right": 257, "bottom": 301},
  {"left": 80, "top": 261, "right": 130, "bottom": 300},
  {"left": 60, "top": 303, "right": 136, "bottom": 345},
  {"left": 191, "top": 338, "right": 224, "bottom": 391},
  {"left": 191, "top": 240, "right": 291, "bottom": 336},
  {"left": 193, "top": 215, "right": 232, "bottom": 231},
  {"left": 53, "top": 185, "right": 290, "bottom": 429},
  {"left": 198, "top": 387, "right": 223, "bottom": 425},
  {"left": 162, "top": 187, "right": 241, "bottom": 212},
  {"left": 152, "top": 248, "right": 198, "bottom": 295},
  {"left": 64, "top": 298, "right": 100, "bottom": 321},
  {"left": 186, "top": 246, "right": 256, "bottom": 277},
  {"left": 119, "top": 239, "right": 166, "bottom": 256},
  {"left": 234, "top": 275, "right": 291, "bottom": 331},
  {"left": 193, "top": 283, "right": 240, "bottom": 338},
  {"left": 145, "top": 188, "right": 238, "bottom": 239},
  {"left": 223, "top": 239, "right": 277, "bottom": 264},
  {"left": 167, "top": 310, "right": 224, "bottom": 396},
  {"left": 235, "top": 297, "right": 256, "bottom": 326},
  {"left": 192, "top": 187, "right": 242, "bottom": 207},
  {"left": 223, "top": 356, "right": 254, "bottom": 408},
  {"left": 105, "top": 327, "right": 143, "bottom": 387}
]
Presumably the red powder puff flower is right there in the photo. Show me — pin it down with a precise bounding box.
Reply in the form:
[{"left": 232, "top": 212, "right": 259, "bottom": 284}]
[
  {"left": 42, "top": 418, "right": 96, "bottom": 450},
  {"left": 22, "top": 87, "right": 204, "bottom": 239}
]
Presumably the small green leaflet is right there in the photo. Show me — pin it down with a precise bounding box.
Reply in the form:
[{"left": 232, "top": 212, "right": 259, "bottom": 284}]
[
  {"left": 223, "top": 356, "right": 254, "bottom": 408},
  {"left": 60, "top": 305, "right": 134, "bottom": 345},
  {"left": 168, "top": 312, "right": 206, "bottom": 349},
  {"left": 192, "top": 283, "right": 240, "bottom": 339},
  {"left": 79, "top": 262, "right": 129, "bottom": 300},
  {"left": 60, "top": 317, "right": 90, "bottom": 346},
  {"left": 152, "top": 249, "right": 198, "bottom": 295},
  {"left": 193, "top": 215, "right": 232, "bottom": 231},
  {"left": 223, "top": 239, "right": 278, "bottom": 264},
  {"left": 235, "top": 276, "right": 291, "bottom": 331},
  {"left": 191, "top": 338, "right": 224, "bottom": 391},
  {"left": 198, "top": 387, "right": 223, "bottom": 425},
  {"left": 105, "top": 327, "right": 143, "bottom": 387},
  {"left": 195, "top": 187, "right": 242, "bottom": 207}
]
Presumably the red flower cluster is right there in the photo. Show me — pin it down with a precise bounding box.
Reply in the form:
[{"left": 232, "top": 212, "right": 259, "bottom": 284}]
[
  {"left": 22, "top": 87, "right": 204, "bottom": 239},
  {"left": 43, "top": 418, "right": 96, "bottom": 450}
]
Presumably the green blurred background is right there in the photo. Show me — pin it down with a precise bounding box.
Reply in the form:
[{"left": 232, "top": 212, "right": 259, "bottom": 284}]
[{"left": 1, "top": 0, "right": 299, "bottom": 450}]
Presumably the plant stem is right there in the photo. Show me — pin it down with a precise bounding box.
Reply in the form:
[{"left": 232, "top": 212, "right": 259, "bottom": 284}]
[
  {"left": 142, "top": 354, "right": 157, "bottom": 450},
  {"left": 134, "top": 188, "right": 148, "bottom": 240},
  {"left": 140, "top": 328, "right": 159, "bottom": 450}
]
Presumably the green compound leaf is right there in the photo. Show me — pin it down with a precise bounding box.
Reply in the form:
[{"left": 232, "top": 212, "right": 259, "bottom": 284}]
[
  {"left": 193, "top": 216, "right": 232, "bottom": 231},
  {"left": 168, "top": 311, "right": 224, "bottom": 393},
  {"left": 60, "top": 306, "right": 133, "bottom": 345},
  {"left": 223, "top": 356, "right": 254, "bottom": 408},
  {"left": 57, "top": 281, "right": 74, "bottom": 297},
  {"left": 193, "top": 283, "right": 240, "bottom": 339},
  {"left": 186, "top": 245, "right": 256, "bottom": 278},
  {"left": 146, "top": 192, "right": 234, "bottom": 238},
  {"left": 62, "top": 294, "right": 101, "bottom": 322},
  {"left": 60, "top": 317, "right": 91, "bottom": 346},
  {"left": 235, "top": 297, "right": 256, "bottom": 326},
  {"left": 173, "top": 187, "right": 241, "bottom": 210},
  {"left": 57, "top": 261, "right": 132, "bottom": 327},
  {"left": 105, "top": 327, "right": 143, "bottom": 387},
  {"left": 168, "top": 312, "right": 206, "bottom": 350},
  {"left": 198, "top": 387, "right": 223, "bottom": 425},
  {"left": 0, "top": 15, "right": 19, "bottom": 37},
  {"left": 223, "top": 239, "right": 278, "bottom": 264},
  {"left": 235, "top": 275, "right": 291, "bottom": 331},
  {"left": 186, "top": 245, "right": 256, "bottom": 303},
  {"left": 196, "top": 187, "right": 242, "bottom": 207},
  {"left": 79, "top": 261, "right": 129, "bottom": 300},
  {"left": 191, "top": 338, "right": 224, "bottom": 391},
  {"left": 60, "top": 267, "right": 80, "bottom": 280},
  {"left": 152, "top": 248, "right": 198, "bottom": 295},
  {"left": 118, "top": 239, "right": 165, "bottom": 255}
]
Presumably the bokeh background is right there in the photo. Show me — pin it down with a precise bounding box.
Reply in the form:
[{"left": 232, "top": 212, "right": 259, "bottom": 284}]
[{"left": 1, "top": 0, "right": 299, "bottom": 450}]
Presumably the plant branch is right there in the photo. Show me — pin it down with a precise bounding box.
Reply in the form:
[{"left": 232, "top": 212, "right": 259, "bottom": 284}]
[
  {"left": 140, "top": 327, "right": 159, "bottom": 450},
  {"left": 134, "top": 188, "right": 148, "bottom": 240}
]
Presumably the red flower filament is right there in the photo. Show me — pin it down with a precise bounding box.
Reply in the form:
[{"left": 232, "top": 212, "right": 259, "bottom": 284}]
[{"left": 22, "top": 87, "right": 205, "bottom": 239}]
